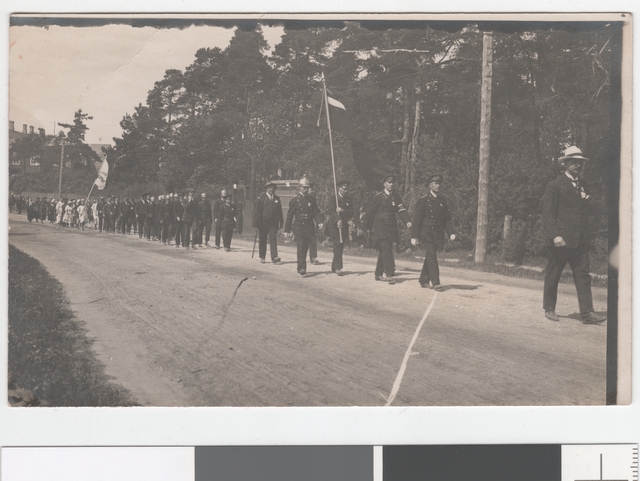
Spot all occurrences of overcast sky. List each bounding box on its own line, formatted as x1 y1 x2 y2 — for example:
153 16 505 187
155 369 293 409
9 23 283 145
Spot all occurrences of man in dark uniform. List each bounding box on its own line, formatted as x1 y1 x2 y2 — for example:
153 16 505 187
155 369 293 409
199 192 213 248
125 197 135 234
284 177 324 276
213 189 227 249
325 180 354 274
542 146 605 324
219 193 237 252
411 174 455 291
159 194 173 245
181 191 198 249
252 178 284 264
172 193 183 247
102 197 113 233
135 194 147 239
361 174 411 284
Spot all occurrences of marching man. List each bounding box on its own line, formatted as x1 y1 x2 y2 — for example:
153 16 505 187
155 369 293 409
410 174 455 291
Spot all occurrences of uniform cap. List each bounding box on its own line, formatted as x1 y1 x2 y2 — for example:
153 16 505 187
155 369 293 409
336 180 351 187
382 173 396 183
428 174 443 184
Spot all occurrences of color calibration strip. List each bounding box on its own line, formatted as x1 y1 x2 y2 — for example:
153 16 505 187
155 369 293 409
1 445 637 481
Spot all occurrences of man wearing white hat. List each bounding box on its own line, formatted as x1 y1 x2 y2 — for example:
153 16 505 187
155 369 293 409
542 146 605 324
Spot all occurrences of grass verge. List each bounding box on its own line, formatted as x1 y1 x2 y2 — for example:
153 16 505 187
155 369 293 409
8 244 138 407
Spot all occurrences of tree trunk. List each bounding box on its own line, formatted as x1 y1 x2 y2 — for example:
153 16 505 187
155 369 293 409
408 98 421 190
400 86 411 193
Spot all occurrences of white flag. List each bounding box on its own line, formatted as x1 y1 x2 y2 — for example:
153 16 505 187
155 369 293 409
94 159 109 190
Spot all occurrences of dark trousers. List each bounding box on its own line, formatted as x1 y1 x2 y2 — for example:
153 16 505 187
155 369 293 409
161 220 173 243
127 217 133 234
375 239 395 278
144 218 152 239
183 220 198 247
419 242 440 286
222 227 234 249
202 220 212 244
258 226 278 260
214 221 222 247
332 240 344 272
309 233 318 259
543 240 594 314
137 217 145 238
194 222 203 246
296 235 312 273
98 214 104 232
174 221 182 246
104 216 112 232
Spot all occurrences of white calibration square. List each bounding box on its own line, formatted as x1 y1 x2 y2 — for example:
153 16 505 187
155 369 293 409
562 445 638 481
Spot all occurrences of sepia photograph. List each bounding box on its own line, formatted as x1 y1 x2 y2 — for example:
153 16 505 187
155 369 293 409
7 13 631 408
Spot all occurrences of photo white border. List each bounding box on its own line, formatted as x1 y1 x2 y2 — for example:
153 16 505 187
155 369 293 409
1 1 638 451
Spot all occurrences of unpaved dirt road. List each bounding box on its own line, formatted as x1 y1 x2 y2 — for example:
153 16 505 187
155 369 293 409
8 213 607 406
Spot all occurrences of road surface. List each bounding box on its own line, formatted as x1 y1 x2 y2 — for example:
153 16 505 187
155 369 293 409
8 213 608 406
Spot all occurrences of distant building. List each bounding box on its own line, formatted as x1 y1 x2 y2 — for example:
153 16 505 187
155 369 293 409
9 121 110 175
9 120 43 174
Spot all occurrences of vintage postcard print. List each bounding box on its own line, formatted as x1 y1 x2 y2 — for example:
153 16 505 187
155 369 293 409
7 13 632 407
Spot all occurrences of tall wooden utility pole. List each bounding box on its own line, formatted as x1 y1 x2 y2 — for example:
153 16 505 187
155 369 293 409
475 31 493 263
58 141 65 200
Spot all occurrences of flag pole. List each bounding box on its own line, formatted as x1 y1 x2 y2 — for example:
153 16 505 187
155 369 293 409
84 182 96 206
321 72 343 243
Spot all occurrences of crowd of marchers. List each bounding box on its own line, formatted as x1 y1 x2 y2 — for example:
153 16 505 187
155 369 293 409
10 189 239 251
10 146 606 325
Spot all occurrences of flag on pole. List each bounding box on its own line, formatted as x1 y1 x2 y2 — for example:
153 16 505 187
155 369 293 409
94 159 109 190
326 96 394 190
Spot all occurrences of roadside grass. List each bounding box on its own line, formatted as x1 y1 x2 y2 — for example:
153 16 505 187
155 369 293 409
8 244 138 407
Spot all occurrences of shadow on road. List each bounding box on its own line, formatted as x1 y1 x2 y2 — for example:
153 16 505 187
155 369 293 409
441 284 482 291
564 311 608 325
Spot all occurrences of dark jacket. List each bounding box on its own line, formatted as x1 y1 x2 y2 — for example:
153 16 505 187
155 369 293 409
325 192 354 242
542 173 594 249
200 200 213 224
410 193 453 248
285 193 324 237
252 192 284 230
181 199 198 223
361 190 410 242
219 202 237 229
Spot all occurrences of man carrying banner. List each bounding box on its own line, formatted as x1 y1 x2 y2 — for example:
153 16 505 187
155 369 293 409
326 180 354 274
361 174 411 284
411 174 455 291
284 177 324 276
252 178 284 264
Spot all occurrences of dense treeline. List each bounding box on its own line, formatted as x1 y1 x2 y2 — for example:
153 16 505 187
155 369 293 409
14 21 619 258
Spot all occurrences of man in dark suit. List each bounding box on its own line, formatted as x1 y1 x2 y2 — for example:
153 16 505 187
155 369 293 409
410 174 455 291
325 180 354 274
181 191 198 249
199 192 213 248
252 179 284 264
361 174 411 284
284 177 324 275
542 146 605 324
172 193 184 248
213 189 227 249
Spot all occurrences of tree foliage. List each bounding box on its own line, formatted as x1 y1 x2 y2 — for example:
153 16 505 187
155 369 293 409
104 21 618 255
